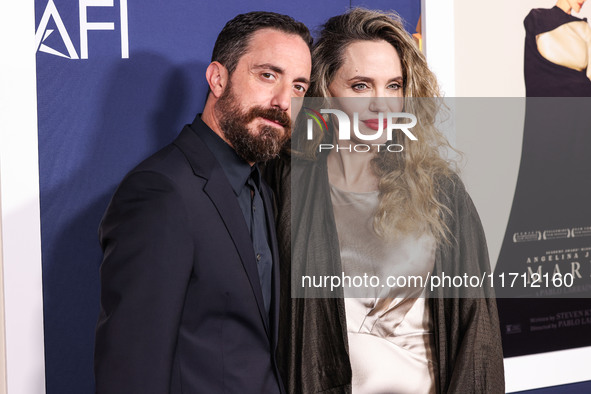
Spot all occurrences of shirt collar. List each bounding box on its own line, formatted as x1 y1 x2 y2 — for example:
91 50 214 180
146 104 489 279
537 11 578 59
190 115 252 196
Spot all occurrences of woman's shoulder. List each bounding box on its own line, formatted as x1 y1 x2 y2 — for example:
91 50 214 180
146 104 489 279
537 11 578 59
433 171 484 229
434 171 467 201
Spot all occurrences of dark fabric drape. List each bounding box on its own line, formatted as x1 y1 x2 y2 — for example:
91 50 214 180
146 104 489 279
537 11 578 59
264 152 505 393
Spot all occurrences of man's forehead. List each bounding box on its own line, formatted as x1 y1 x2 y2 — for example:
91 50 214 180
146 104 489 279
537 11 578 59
237 29 310 76
242 28 308 58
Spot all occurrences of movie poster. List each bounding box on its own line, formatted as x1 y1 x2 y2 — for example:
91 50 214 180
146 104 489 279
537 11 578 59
493 3 591 358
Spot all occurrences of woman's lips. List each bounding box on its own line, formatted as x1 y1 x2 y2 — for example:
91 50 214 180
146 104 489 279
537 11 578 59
362 119 387 131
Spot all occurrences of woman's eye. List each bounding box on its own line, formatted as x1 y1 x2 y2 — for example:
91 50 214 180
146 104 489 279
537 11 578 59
352 83 369 91
388 83 402 90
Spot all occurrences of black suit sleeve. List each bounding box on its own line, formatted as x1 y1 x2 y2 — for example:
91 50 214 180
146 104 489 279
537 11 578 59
95 170 194 394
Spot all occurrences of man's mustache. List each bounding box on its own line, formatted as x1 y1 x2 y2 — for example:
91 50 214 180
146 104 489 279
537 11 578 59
246 107 291 129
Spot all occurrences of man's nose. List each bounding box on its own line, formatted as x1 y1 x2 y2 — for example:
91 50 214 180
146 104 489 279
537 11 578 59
270 83 291 113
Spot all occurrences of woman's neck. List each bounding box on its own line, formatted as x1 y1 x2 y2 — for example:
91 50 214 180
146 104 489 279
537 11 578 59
327 144 379 192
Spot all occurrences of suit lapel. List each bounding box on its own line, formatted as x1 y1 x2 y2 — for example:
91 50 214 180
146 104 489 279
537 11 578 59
173 124 270 336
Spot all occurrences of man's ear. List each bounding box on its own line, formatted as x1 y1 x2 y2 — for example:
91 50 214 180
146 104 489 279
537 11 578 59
205 61 228 98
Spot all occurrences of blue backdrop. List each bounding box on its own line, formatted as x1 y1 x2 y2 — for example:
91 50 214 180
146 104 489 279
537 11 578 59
34 1 420 392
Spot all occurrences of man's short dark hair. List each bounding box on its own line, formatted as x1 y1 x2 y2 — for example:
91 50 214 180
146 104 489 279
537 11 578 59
211 11 313 75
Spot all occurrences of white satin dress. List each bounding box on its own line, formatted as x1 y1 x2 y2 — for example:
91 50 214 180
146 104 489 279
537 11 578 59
330 184 437 394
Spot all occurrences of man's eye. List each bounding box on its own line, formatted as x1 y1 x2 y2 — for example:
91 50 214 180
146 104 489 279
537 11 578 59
262 73 275 80
294 85 307 93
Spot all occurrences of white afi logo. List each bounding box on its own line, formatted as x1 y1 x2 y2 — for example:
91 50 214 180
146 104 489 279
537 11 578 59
35 0 129 59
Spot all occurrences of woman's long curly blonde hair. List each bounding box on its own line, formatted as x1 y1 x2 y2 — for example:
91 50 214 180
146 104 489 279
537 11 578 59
304 8 456 243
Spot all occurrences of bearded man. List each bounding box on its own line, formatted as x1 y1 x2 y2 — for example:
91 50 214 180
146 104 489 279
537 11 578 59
94 11 311 394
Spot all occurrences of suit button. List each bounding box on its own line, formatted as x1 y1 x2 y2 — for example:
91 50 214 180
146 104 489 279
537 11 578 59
256 254 261 261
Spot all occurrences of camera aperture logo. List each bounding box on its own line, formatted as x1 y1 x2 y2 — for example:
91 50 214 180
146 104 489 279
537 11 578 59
304 107 418 153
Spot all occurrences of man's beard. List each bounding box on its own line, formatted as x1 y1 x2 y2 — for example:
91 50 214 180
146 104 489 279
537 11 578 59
215 82 291 163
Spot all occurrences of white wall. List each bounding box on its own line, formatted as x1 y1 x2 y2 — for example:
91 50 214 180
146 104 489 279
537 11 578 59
0 2 46 394
0 193 6 394
422 0 456 97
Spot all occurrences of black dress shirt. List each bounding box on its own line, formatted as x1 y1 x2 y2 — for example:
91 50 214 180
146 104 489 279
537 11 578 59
194 116 273 315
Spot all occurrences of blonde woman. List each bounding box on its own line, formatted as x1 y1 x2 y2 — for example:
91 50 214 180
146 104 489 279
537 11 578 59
266 8 504 393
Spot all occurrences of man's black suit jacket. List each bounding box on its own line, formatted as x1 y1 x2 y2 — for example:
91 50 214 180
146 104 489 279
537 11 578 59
95 117 283 393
